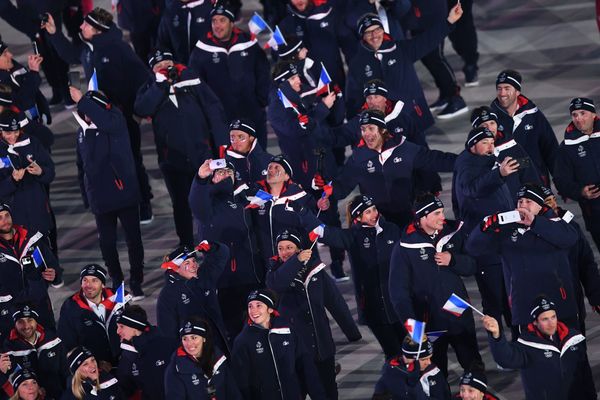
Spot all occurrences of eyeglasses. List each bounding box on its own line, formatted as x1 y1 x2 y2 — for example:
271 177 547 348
214 169 234 177
363 27 383 38
229 135 248 143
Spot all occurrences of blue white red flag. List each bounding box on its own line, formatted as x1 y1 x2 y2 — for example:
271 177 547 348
265 26 286 50
31 247 45 269
245 190 273 209
88 69 98 91
443 293 472 316
248 12 270 36
404 318 425 343
316 63 332 96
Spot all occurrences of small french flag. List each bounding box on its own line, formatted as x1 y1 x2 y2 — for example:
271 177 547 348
88 68 99 91
316 63 332 96
277 89 297 111
443 293 477 316
245 189 273 209
248 12 270 36
265 25 287 50
115 281 125 304
308 224 325 242
31 247 46 269
404 318 425 343
321 181 333 198
161 251 192 270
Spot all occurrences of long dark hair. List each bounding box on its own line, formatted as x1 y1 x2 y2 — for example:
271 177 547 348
183 316 216 378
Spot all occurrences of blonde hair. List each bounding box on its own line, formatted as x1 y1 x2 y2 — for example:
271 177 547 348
9 388 42 400
67 348 100 399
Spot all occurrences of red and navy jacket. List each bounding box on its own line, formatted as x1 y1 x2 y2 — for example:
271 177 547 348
490 94 558 186
219 140 273 185
164 347 241 399
57 288 123 366
188 178 264 287
554 117 600 231
390 220 476 333
0 61 50 127
1 324 67 399
189 28 271 128
231 314 326 400
374 357 451 400
157 0 212 65
155 243 230 355
320 217 401 325
135 64 229 172
466 207 579 326
266 253 361 361
488 322 587 400
0 225 58 330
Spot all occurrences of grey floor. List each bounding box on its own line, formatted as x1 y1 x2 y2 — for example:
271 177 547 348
1 0 599 398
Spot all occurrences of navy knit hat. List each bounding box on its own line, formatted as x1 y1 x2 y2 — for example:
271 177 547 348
465 126 494 149
179 319 209 338
12 304 39 323
273 62 299 83
84 91 110 109
402 336 433 359
210 3 235 21
84 10 112 32
10 368 37 392
0 110 21 132
247 289 277 309
349 195 374 220
229 118 257 137
117 306 148 331
496 69 522 91
269 154 293 178
67 346 94 375
569 97 596 114
470 106 498 128
359 109 386 129
0 203 10 215
148 49 174 68
459 371 488 393
277 36 303 59
276 228 303 249
363 80 388 98
80 263 107 284
0 88 12 106
530 296 556 321
357 13 383 37
516 183 546 207
414 194 444 220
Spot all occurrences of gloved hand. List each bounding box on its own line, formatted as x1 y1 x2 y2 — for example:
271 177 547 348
297 114 309 125
311 173 325 190
481 214 501 233
195 240 212 253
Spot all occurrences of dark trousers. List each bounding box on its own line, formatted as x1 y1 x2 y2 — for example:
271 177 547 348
130 25 158 63
368 322 406 359
589 227 600 254
432 326 482 377
314 356 338 400
159 164 195 247
475 262 512 328
218 283 262 341
421 44 460 100
94 204 144 286
124 113 152 203
448 0 479 66
315 196 346 277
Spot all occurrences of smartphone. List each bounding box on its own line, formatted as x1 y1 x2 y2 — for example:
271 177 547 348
68 71 81 90
498 210 521 225
209 159 227 170
514 157 531 170
32 41 40 55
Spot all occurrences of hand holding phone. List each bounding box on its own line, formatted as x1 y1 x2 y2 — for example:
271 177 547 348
209 159 227 170
498 210 521 225
68 70 81 90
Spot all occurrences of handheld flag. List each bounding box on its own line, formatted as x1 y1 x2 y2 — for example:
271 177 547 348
404 318 425 344
0 156 12 169
265 26 287 50
245 189 273 209
442 293 483 316
161 251 194 270
308 224 325 243
425 330 447 343
31 247 46 269
115 282 125 304
316 63 332 96
321 181 333 199
248 12 271 36
88 69 99 91
277 89 299 113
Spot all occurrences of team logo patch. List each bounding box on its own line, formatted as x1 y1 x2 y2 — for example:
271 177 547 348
256 341 264 354
367 160 375 173
393 157 401 163
363 237 371 248
191 374 200 385
419 247 428 260
365 65 373 78
577 145 586 158
543 350 553 358
388 59 397 66
212 53 220 64
524 124 533 130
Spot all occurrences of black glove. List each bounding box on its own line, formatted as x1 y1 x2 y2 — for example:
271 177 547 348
481 214 501 233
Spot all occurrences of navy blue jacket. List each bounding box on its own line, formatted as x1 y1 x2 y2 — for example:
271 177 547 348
57 288 124 366
374 358 451 400
231 315 326 400
156 243 230 353
164 347 241 399
320 218 400 325
0 225 58 330
60 371 123 400
267 82 341 191
188 178 264 287
75 96 140 215
489 322 587 400
219 142 272 185
135 65 228 172
117 327 178 400
279 2 349 87
0 0 38 38
466 208 579 325
389 220 476 332
2 324 67 399
553 118 600 232
493 135 542 198
0 63 51 131
48 25 150 112
116 0 161 33
0 134 54 234
490 95 558 186
453 150 514 233
188 28 270 127
333 137 456 225
266 254 361 361
247 179 321 259
158 0 216 64
345 7 450 128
